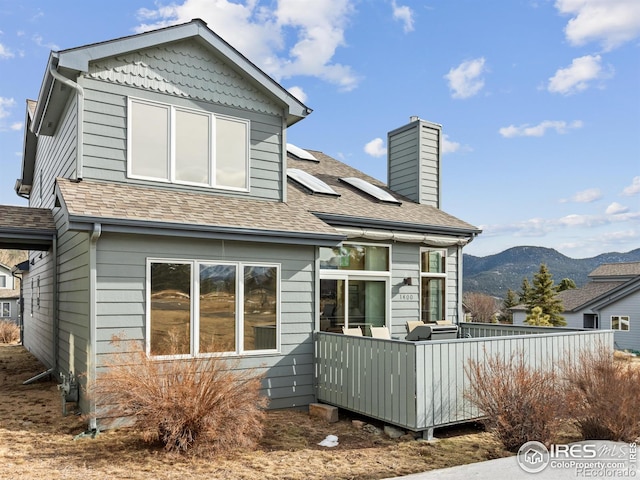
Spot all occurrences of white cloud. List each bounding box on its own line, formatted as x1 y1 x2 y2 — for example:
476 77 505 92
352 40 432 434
441 134 460 154
135 0 360 91
606 202 629 215
0 43 14 59
444 57 487 99
499 120 583 138
560 188 603 203
622 176 640 196
32 34 59 51
287 85 307 103
555 0 640 51
0 97 15 119
10 122 23 131
547 54 611 95
364 137 387 158
391 1 414 33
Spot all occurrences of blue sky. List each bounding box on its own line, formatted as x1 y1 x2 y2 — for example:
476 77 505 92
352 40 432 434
0 0 638 258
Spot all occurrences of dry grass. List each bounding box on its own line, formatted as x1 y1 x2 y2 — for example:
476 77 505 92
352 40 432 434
563 347 640 442
0 343 512 480
0 321 19 344
465 351 567 451
91 339 267 453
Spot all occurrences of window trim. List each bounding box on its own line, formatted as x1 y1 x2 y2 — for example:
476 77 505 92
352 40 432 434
318 242 392 331
127 97 250 192
611 315 630 332
420 248 448 323
1 302 10 318
146 258 280 359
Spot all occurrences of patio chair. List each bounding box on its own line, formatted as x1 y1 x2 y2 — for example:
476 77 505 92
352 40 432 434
406 320 423 333
370 326 391 339
342 326 363 336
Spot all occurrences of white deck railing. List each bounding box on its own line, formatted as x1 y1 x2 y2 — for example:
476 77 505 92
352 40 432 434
315 329 613 435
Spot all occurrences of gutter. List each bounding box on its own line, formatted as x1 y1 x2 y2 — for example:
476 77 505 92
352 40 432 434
46 59 85 180
88 223 101 430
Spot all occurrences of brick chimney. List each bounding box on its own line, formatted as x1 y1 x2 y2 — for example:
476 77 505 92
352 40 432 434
387 116 442 208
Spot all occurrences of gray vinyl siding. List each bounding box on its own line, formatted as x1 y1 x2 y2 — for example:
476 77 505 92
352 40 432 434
390 243 460 337
56 226 90 393
388 120 441 208
600 294 640 351
78 78 284 201
30 95 78 209
22 248 55 369
92 233 317 411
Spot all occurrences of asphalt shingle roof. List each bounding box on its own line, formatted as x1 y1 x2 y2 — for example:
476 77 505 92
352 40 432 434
557 281 626 311
287 150 480 234
0 205 56 232
588 262 640 278
56 178 339 237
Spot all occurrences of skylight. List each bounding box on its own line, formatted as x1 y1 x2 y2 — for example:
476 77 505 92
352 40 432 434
340 177 401 204
287 169 340 196
286 143 318 161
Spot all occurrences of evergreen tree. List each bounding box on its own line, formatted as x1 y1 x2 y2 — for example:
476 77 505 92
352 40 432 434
519 278 533 305
529 264 566 326
499 288 518 324
556 278 576 292
525 306 552 326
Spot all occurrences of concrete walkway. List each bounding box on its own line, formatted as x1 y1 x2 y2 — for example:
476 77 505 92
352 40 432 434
385 441 638 480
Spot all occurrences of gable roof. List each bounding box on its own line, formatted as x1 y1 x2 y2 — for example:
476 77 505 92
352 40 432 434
287 150 481 239
33 19 309 136
557 281 626 312
55 178 343 247
589 262 640 279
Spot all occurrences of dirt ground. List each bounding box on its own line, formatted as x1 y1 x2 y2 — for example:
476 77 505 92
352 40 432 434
0 343 512 480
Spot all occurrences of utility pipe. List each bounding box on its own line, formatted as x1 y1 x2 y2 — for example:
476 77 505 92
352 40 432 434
88 223 101 430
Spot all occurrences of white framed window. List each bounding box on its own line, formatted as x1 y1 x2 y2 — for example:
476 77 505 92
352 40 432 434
420 249 447 322
1 302 10 318
0 275 6 288
611 315 630 332
318 243 391 335
128 98 250 191
147 259 279 358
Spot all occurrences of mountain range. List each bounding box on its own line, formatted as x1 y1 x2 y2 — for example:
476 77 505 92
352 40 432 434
463 246 640 298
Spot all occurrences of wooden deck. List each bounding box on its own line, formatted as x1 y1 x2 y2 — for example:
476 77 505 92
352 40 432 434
314 324 613 436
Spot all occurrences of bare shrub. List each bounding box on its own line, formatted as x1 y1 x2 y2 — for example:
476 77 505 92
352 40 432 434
563 346 640 442
90 338 267 454
0 321 19 344
465 351 566 452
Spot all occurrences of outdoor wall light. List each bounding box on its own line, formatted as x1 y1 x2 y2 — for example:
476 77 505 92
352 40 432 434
403 277 412 286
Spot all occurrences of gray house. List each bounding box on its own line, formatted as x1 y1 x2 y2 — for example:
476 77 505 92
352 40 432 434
0 263 20 325
2 19 481 427
513 262 640 351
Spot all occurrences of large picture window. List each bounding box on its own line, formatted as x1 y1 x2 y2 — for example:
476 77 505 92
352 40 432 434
420 249 446 323
148 260 279 357
129 98 249 191
319 244 390 335
611 315 630 332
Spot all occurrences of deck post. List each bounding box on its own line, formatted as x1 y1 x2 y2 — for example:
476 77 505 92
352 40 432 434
422 428 434 441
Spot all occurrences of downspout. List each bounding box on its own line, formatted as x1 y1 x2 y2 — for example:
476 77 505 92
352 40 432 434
53 235 59 373
11 269 24 345
48 61 84 180
457 243 464 325
88 223 101 430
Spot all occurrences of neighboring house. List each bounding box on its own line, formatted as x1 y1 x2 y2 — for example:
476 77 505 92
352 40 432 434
0 263 20 324
0 19 480 427
513 262 640 351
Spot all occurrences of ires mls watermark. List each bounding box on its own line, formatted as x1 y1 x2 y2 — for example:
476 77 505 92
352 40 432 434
517 440 638 476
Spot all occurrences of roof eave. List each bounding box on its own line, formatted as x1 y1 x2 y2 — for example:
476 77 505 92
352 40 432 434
312 212 482 238
66 214 345 247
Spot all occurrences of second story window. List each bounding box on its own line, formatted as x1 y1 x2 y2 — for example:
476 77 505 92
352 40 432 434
128 98 249 191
